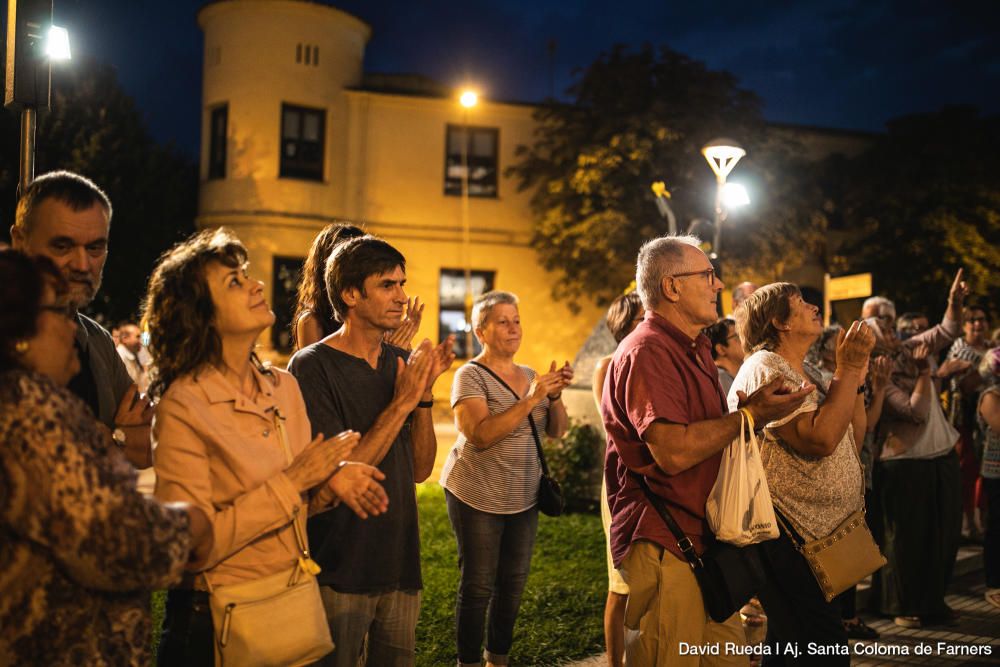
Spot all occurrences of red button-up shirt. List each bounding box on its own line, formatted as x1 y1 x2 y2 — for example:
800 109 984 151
601 311 728 567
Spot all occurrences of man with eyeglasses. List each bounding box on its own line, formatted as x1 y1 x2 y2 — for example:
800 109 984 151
600 234 813 666
10 171 152 470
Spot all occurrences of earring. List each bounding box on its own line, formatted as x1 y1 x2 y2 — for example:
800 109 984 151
14 340 29 354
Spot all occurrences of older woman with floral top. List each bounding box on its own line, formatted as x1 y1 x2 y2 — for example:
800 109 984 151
0 249 212 666
731 283 875 665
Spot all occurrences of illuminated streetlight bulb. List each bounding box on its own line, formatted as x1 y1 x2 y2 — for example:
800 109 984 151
702 138 745 180
459 90 478 108
722 182 750 208
46 26 71 61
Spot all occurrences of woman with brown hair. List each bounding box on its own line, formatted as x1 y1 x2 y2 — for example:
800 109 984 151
146 228 389 665
0 249 212 665
292 223 365 349
293 223 424 351
731 283 874 664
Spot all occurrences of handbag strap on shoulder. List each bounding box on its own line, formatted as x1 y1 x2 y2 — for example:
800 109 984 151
468 360 551 476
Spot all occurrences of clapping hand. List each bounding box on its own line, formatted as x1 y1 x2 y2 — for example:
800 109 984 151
869 355 893 393
327 463 389 519
385 297 425 350
835 320 876 376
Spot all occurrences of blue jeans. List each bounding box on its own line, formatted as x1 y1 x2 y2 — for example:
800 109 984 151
445 489 538 666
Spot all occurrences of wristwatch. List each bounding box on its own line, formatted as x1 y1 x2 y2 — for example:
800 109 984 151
112 428 127 449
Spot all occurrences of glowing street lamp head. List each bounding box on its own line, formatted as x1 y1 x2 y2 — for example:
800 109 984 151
722 182 750 208
702 138 745 179
459 90 478 108
46 26 71 61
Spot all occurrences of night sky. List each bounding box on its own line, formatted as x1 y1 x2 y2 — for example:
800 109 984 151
52 0 1000 158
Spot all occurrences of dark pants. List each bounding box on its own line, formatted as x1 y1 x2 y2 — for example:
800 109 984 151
445 489 538 666
878 451 961 617
157 589 214 667
985 478 1000 588
758 515 849 666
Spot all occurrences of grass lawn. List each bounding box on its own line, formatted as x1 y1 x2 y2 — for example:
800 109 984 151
153 482 606 666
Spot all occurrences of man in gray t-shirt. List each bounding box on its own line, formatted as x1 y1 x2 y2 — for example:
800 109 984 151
288 235 453 667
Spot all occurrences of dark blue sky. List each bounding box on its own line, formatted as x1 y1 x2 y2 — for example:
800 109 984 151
53 0 1000 158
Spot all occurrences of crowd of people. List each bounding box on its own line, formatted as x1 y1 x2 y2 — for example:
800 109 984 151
1 170 997 667
596 235 999 666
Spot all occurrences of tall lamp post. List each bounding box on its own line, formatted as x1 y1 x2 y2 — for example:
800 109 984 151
701 138 746 258
5 0 71 195
458 89 478 358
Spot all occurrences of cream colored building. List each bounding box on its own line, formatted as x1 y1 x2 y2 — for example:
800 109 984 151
196 0 874 402
197 0 604 392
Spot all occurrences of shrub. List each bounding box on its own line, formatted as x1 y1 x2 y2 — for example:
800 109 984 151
543 421 603 513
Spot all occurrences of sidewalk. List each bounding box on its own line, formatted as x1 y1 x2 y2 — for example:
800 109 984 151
564 545 1000 666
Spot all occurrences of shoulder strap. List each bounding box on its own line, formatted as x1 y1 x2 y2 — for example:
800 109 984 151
631 471 703 569
468 361 551 476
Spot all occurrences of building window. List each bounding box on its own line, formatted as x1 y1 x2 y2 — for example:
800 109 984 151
296 44 319 67
208 104 227 180
439 268 495 358
280 104 325 181
272 256 305 353
444 125 498 197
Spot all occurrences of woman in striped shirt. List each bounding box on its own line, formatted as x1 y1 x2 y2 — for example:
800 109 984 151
440 290 572 667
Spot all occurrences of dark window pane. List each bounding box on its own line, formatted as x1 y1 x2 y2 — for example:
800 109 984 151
280 104 325 181
208 105 227 180
272 256 305 353
444 125 498 198
439 268 495 358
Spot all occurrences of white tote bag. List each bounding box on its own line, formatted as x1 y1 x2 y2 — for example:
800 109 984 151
706 410 780 546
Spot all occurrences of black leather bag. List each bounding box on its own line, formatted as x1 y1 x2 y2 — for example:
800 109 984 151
635 475 766 622
469 361 565 517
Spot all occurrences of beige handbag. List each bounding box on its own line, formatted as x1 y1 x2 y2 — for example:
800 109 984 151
206 408 334 667
774 441 886 602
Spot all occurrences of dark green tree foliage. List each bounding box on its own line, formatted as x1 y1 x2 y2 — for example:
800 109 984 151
0 60 197 324
839 107 1000 317
507 44 826 309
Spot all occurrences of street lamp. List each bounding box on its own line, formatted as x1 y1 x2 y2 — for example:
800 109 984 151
5 0 72 196
458 88 478 358
701 138 746 257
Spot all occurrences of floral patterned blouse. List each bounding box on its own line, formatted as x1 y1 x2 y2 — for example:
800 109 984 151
0 369 192 666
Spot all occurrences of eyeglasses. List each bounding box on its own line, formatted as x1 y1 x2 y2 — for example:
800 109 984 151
968 317 988 324
39 303 76 320
670 268 716 285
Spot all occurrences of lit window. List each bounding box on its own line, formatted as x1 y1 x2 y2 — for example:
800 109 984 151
444 125 498 197
439 268 495 358
280 104 325 181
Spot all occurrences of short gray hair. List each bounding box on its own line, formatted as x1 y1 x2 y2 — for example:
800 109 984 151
862 296 895 319
472 290 519 330
635 235 703 310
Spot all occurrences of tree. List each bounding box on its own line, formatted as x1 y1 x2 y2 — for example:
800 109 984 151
507 44 828 310
0 59 198 324
836 107 1000 318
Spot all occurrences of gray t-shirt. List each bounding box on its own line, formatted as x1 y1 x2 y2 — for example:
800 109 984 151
728 350 863 540
287 341 421 594
439 362 548 514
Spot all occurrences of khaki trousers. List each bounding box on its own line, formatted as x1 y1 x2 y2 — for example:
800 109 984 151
619 541 748 667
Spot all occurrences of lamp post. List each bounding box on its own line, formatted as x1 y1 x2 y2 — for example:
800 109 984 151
459 89 478 358
5 0 71 195
701 138 746 257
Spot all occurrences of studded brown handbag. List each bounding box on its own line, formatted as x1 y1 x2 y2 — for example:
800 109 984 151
777 509 886 603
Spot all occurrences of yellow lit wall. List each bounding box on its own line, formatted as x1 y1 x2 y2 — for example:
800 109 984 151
197 0 604 394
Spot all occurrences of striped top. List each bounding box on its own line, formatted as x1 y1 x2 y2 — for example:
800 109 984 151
980 387 1000 479
439 362 549 514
